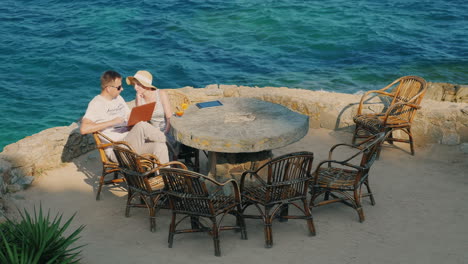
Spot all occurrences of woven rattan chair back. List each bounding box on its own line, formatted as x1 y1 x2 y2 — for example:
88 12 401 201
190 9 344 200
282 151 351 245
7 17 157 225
113 145 157 192
263 152 315 202
113 145 187 232
161 168 212 215
240 152 315 248
92 131 129 200
159 167 247 256
386 76 427 124
356 132 385 176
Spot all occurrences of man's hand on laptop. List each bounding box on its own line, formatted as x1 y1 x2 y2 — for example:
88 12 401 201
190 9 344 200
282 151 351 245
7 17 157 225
112 117 127 127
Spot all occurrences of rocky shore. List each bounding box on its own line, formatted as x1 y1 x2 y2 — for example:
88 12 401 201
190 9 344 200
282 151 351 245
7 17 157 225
0 83 467 220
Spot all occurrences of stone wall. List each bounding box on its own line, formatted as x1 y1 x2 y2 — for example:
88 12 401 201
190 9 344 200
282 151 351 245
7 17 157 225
425 82 468 103
176 84 468 144
0 84 467 203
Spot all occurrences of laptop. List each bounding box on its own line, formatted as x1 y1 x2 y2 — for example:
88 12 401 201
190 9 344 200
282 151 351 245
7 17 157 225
126 102 156 127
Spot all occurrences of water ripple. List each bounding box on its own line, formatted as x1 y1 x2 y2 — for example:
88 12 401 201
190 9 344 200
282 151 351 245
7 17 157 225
0 0 467 150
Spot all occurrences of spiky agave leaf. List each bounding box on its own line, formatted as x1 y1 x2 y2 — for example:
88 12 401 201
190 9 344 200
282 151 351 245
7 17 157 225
0 205 86 264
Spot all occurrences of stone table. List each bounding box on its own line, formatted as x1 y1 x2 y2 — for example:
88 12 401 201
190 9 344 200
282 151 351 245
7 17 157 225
171 97 309 179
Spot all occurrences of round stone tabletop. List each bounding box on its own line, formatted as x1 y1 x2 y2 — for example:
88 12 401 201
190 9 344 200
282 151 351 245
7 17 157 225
171 97 309 153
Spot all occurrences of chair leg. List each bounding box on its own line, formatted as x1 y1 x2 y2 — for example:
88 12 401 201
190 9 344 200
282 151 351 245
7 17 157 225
407 128 415 155
190 216 200 229
149 206 156 232
278 204 289 222
211 217 221 257
236 205 248 240
264 207 273 248
168 212 176 248
302 198 316 236
194 150 200 173
149 194 163 232
125 190 133 217
364 179 375 205
376 136 386 159
354 190 365 223
96 172 105 201
352 126 359 145
387 131 394 144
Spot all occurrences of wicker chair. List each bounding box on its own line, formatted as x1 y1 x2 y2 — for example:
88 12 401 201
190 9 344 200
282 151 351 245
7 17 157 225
310 132 386 222
240 152 315 248
166 90 200 172
113 145 187 232
159 168 247 257
93 131 130 201
352 76 427 156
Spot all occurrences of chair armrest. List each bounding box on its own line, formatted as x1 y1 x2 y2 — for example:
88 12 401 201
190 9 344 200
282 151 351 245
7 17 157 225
329 144 364 163
380 101 422 124
95 131 132 150
314 159 363 175
357 90 395 115
201 177 242 202
240 170 267 191
160 161 188 170
140 153 161 165
144 161 188 176
113 141 133 150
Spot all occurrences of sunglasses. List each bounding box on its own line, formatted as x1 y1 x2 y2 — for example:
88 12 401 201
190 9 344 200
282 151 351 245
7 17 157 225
109 85 122 91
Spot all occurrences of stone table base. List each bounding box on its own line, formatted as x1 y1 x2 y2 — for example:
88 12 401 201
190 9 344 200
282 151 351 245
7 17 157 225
213 151 273 182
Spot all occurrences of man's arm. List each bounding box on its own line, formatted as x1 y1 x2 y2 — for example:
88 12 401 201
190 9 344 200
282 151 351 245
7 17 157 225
80 117 125 135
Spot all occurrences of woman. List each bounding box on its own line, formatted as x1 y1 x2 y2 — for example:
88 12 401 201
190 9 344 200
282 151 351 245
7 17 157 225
126 70 177 156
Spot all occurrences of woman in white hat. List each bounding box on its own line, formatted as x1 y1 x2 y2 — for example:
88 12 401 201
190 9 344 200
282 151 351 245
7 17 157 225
127 70 173 138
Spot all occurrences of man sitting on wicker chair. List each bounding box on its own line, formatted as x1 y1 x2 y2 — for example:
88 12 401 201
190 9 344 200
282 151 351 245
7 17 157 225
80 70 169 163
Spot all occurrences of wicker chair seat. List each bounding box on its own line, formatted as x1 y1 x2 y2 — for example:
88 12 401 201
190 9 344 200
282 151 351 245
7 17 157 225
243 186 302 205
354 115 411 133
169 194 236 216
315 167 358 190
353 115 384 134
148 176 165 190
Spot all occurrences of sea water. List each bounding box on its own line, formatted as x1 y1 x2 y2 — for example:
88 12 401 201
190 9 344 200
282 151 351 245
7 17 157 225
0 0 467 150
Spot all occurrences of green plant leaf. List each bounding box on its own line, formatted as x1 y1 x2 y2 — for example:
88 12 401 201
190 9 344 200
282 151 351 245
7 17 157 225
0 204 86 264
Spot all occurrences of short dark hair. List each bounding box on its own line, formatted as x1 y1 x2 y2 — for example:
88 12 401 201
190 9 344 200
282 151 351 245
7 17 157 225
100 70 122 90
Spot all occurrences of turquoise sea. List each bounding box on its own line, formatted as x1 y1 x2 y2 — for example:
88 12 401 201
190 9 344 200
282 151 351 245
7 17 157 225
1 0 467 151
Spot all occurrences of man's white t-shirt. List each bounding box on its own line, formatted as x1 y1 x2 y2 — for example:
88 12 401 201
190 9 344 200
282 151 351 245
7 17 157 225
83 94 130 142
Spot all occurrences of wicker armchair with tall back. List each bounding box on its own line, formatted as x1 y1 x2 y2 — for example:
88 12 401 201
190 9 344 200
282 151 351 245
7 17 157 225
93 131 130 201
352 76 427 156
113 145 187 232
159 167 247 257
239 152 316 248
310 132 386 222
166 90 200 172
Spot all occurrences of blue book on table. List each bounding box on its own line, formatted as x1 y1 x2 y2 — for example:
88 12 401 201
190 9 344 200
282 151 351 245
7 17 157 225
196 100 223 109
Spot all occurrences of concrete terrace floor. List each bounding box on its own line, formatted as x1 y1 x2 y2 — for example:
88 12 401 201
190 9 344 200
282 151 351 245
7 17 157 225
7 128 468 264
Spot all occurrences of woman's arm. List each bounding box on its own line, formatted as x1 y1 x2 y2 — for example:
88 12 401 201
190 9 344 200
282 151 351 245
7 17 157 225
135 91 144 106
160 90 172 134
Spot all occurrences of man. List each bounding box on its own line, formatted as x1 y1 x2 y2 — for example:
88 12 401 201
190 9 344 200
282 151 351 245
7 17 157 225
80 70 168 163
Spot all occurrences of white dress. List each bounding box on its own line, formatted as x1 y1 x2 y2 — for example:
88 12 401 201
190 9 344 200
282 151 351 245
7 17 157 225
140 90 179 155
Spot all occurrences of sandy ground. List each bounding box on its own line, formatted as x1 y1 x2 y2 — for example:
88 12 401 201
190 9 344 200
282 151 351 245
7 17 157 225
6 128 468 264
